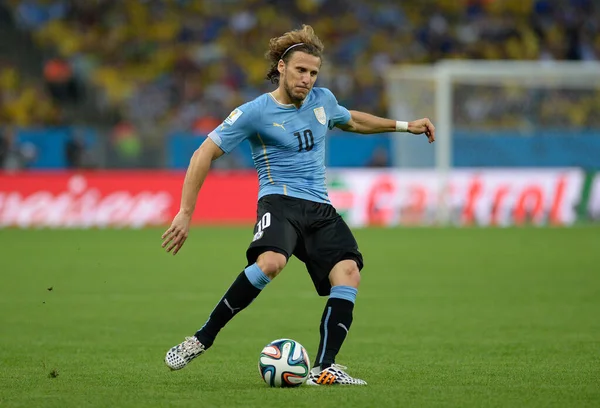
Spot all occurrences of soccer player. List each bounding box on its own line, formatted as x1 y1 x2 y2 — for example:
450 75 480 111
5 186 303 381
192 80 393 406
162 25 435 385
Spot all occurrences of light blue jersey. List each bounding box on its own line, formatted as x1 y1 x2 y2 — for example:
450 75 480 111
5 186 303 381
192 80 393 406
208 87 351 204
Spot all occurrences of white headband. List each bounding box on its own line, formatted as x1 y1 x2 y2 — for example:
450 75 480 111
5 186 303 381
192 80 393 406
281 43 305 59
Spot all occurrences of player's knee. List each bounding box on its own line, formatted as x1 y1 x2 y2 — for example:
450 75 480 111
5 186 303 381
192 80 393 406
345 264 361 288
329 260 361 288
256 251 287 280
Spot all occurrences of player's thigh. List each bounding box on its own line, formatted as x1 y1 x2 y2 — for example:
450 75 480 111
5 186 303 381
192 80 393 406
246 195 299 267
304 213 364 296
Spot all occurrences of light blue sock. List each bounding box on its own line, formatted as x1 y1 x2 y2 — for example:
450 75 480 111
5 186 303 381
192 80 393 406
244 263 271 290
329 285 358 303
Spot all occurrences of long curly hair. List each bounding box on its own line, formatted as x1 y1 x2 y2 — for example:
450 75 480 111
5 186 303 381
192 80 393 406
265 25 325 85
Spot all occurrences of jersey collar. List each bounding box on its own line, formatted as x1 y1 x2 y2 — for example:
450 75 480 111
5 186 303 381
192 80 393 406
268 90 312 110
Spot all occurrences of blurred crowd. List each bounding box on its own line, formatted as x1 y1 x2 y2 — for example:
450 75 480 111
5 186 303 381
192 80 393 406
1 0 600 134
454 85 600 129
0 60 62 126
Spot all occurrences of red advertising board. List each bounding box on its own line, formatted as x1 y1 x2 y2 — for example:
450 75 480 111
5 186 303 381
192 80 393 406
327 168 584 227
0 171 258 227
0 168 585 228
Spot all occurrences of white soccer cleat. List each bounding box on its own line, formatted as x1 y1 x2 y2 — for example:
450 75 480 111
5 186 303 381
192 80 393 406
305 364 367 385
165 336 206 370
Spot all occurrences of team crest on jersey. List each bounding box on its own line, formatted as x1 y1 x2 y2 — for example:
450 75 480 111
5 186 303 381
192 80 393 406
313 107 326 125
224 108 243 126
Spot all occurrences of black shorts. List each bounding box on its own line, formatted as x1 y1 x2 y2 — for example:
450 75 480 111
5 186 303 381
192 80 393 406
246 194 364 296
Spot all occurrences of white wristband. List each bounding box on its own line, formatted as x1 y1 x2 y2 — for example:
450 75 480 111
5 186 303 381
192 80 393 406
396 121 408 132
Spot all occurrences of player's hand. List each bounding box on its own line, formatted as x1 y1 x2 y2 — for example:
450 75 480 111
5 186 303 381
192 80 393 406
161 211 192 255
408 118 436 143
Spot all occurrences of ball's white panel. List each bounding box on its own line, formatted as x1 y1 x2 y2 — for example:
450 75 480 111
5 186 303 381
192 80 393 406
291 342 302 360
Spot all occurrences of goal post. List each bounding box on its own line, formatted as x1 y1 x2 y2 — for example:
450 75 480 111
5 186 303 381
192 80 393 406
385 60 600 225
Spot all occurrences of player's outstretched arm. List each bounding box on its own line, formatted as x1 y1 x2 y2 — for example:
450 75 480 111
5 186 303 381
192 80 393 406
337 110 435 143
161 138 224 255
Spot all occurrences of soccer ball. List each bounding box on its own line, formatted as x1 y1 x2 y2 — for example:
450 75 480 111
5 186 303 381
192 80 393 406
258 338 311 387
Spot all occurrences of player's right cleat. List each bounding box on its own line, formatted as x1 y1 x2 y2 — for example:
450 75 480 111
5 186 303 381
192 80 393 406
165 336 206 370
305 364 367 385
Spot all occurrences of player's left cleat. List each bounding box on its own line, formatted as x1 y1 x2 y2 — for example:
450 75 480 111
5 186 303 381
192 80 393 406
165 336 206 370
305 364 367 385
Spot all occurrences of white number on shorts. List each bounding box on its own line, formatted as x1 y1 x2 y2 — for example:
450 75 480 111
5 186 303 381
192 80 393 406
256 212 271 232
253 212 271 242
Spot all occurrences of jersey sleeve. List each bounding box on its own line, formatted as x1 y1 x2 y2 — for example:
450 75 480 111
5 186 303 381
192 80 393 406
208 102 258 153
322 88 351 130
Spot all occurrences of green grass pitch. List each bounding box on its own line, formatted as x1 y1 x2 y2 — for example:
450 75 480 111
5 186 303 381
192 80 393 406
1 227 599 407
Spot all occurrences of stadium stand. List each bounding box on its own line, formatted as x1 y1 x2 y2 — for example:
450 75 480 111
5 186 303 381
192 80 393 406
4 0 599 131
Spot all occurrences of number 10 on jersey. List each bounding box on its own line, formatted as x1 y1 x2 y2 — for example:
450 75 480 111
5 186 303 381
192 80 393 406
294 129 314 152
